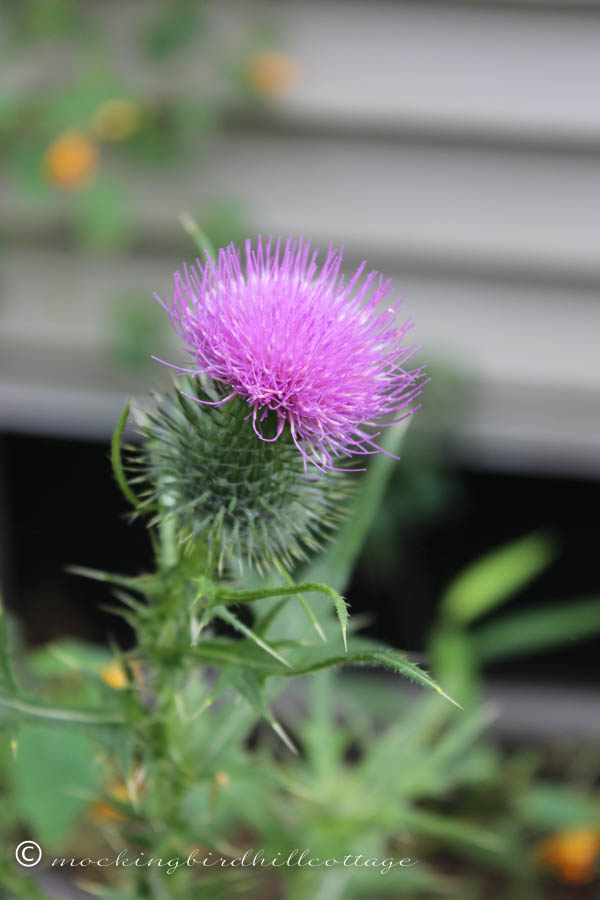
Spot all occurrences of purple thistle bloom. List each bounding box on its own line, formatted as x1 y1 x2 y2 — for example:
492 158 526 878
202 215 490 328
156 237 426 471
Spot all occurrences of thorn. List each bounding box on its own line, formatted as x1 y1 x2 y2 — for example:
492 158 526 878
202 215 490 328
191 696 214 720
435 684 464 710
269 717 298 754
315 620 327 643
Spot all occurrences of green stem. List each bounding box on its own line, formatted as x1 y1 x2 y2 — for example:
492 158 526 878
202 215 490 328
159 512 178 569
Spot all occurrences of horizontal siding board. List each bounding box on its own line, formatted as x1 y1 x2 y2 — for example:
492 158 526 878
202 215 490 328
280 1 600 142
3 134 600 279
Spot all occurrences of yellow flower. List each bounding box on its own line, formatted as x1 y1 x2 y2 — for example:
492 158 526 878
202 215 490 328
90 769 145 823
99 658 141 690
92 98 141 142
99 660 128 690
90 784 130 823
536 828 600 884
43 131 98 188
246 51 298 96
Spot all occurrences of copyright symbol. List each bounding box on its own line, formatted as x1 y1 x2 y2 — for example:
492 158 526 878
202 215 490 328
15 840 42 867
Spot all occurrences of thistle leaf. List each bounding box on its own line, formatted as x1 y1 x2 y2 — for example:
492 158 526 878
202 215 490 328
67 565 161 598
216 581 348 648
191 639 285 674
229 668 298 753
188 638 459 705
213 606 292 668
290 648 462 708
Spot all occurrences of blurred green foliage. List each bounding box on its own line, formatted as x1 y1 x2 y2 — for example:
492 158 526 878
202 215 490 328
2 437 600 897
0 0 286 374
0 0 283 239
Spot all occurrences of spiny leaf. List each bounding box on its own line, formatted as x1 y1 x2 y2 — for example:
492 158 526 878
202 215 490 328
216 581 348 649
290 648 462 708
230 669 298 753
67 565 161 597
263 711 298 754
190 639 285 674
213 606 292 668
111 400 141 509
188 639 459 705
293 593 326 642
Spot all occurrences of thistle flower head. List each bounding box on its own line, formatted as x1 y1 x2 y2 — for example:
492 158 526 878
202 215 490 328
134 377 348 573
157 237 425 471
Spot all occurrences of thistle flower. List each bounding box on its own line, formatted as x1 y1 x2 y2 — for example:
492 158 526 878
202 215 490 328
157 237 425 472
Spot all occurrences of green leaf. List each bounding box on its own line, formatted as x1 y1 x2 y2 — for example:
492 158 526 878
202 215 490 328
272 562 326 641
517 784 600 830
12 725 103 849
28 638 112 678
110 400 141 509
188 639 459 705
213 606 292 668
401 808 506 855
231 669 297 754
441 532 555 626
216 581 348 649
67 565 160 599
0 693 125 726
290 648 462 708
429 625 479 708
191 638 285 674
303 420 410 593
474 598 600 664
253 596 292 638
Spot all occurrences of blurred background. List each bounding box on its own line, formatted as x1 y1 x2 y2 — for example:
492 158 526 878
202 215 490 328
1 0 600 832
